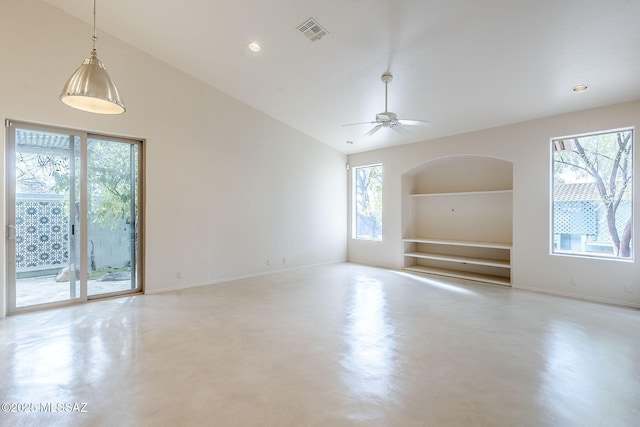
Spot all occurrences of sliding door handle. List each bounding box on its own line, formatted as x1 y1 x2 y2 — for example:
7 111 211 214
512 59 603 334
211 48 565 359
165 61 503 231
7 225 15 240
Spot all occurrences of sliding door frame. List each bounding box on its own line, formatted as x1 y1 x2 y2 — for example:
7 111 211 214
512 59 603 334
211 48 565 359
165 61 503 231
5 119 145 315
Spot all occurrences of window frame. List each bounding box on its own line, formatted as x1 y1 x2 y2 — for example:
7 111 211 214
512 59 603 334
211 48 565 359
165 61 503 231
5 119 145 314
352 163 383 241
550 127 634 261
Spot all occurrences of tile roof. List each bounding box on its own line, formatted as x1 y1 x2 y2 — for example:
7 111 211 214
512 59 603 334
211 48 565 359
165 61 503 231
554 182 600 201
554 182 632 202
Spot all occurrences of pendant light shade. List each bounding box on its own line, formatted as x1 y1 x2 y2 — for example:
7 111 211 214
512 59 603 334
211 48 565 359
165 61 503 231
60 0 125 114
60 49 125 114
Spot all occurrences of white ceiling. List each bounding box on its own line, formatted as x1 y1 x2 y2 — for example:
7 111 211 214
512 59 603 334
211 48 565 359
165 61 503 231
44 0 640 154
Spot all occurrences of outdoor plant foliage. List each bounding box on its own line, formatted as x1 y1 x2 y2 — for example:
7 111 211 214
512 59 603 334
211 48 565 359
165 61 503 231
19 139 138 230
87 140 138 229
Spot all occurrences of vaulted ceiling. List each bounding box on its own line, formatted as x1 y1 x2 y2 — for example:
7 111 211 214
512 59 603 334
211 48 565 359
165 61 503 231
43 0 640 154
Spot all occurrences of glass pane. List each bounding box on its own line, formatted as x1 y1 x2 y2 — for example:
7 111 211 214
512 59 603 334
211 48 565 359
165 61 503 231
14 129 80 307
87 138 139 296
354 164 383 240
552 129 633 259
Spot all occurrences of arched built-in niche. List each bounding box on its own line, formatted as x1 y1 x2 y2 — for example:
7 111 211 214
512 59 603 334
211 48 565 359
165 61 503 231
401 155 513 286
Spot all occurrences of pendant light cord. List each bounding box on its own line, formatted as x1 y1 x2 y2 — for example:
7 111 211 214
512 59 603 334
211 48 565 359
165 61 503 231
91 0 97 51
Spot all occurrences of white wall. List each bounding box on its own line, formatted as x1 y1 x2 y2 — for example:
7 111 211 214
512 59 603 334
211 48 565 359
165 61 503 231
0 0 347 316
348 100 640 307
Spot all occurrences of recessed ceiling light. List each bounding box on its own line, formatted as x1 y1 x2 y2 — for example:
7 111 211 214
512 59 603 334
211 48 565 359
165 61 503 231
572 84 589 93
248 42 261 53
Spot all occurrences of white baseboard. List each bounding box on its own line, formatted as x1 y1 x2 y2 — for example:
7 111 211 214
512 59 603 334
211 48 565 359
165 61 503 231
144 259 346 295
513 285 640 309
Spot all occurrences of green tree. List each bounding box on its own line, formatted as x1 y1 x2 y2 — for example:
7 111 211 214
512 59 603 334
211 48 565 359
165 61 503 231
42 140 137 230
87 140 138 229
554 130 633 257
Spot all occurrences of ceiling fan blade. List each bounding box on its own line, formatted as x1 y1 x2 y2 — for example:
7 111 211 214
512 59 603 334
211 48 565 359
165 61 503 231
363 125 383 137
342 121 377 127
398 119 431 127
391 124 413 137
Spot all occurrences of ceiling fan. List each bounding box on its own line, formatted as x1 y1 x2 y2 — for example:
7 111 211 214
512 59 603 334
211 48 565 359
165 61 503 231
343 72 430 137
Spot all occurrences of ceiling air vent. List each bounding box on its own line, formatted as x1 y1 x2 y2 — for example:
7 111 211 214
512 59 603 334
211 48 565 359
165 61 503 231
297 18 328 42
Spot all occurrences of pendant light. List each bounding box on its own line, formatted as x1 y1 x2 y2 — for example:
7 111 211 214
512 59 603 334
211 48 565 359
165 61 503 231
60 0 125 114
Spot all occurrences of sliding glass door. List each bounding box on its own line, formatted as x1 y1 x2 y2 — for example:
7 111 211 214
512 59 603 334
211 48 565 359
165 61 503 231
5 121 143 313
7 125 81 308
87 136 139 297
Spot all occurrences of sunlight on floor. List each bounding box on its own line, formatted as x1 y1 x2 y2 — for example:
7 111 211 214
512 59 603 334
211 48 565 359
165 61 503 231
392 270 479 296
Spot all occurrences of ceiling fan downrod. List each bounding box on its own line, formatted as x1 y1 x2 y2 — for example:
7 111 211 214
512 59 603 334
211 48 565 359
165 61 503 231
381 72 393 113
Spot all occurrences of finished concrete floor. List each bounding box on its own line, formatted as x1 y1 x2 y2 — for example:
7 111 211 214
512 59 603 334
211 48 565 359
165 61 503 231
1 263 639 426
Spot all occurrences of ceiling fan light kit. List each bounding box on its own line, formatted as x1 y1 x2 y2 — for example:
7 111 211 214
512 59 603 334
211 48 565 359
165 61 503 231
343 72 430 137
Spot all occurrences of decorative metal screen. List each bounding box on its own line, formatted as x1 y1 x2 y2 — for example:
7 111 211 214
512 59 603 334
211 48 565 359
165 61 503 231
15 198 68 269
553 201 597 235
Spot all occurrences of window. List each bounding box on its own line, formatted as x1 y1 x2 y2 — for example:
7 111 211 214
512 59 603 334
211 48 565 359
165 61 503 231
354 164 383 240
552 128 633 259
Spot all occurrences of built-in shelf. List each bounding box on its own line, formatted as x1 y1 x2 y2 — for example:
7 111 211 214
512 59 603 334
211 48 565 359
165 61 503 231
403 238 511 250
410 189 512 198
402 157 513 287
402 238 512 286
403 251 511 268
402 265 511 287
